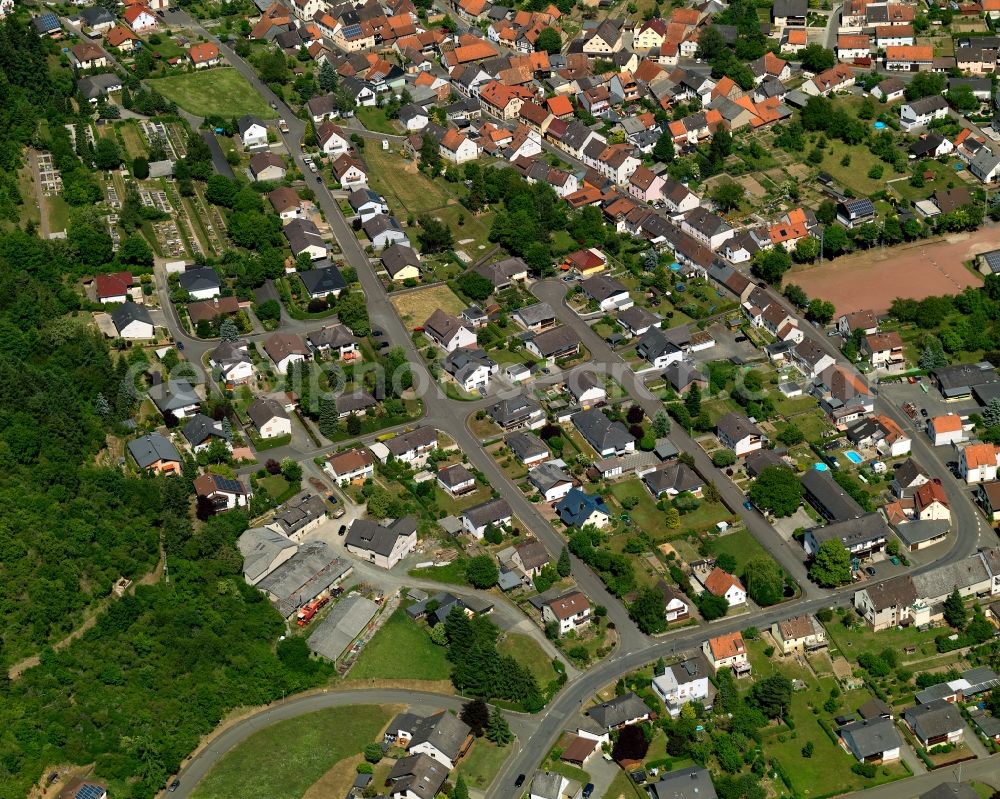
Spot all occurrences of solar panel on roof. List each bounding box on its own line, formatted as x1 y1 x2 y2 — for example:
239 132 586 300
214 475 244 493
76 785 106 799
342 24 362 37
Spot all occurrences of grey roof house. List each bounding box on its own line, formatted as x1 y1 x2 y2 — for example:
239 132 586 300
588 692 651 730
572 408 636 457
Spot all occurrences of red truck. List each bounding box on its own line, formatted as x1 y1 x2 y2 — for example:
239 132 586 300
296 596 330 626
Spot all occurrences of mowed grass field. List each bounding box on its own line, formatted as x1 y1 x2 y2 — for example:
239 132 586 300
149 68 273 118
390 284 466 325
365 147 494 250
349 608 451 681
497 633 558 686
190 705 394 799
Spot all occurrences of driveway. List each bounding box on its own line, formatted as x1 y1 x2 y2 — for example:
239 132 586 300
201 130 234 178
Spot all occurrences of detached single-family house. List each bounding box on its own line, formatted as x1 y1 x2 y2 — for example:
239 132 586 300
325 448 375 486
904 700 966 747
528 461 575 502
249 151 286 182
652 656 711 716
580 275 633 312
331 154 367 190
461 497 512 538
110 302 154 339
363 215 409 250
900 95 949 132
506 431 549 467
210 340 255 385
298 267 347 300
703 567 747 607
587 692 651 731
567 370 607 410
542 590 591 635
928 414 965 446
437 463 477 496
424 308 477 352
317 121 351 156
263 332 308 374
702 631 751 676
382 244 422 282
237 115 268 149
716 412 765 457
148 379 200 420
181 413 229 453
391 710 473 769
525 326 580 362
95 271 133 304
123 4 157 32
959 442 1000 484
194 473 252 511
247 396 292 439
178 267 221 300
771 614 827 655
284 218 327 260
444 347 497 392
556 488 610 529
636 327 683 369
128 433 181 474
487 394 545 431
838 718 902 763
572 408 636 457
188 41 220 67
70 41 109 69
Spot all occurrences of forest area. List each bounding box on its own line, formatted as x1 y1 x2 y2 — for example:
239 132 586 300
0 18 330 799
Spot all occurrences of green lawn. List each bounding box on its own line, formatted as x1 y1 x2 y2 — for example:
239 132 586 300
190 705 392 799
609 478 664 532
749 642 909 796
46 195 70 234
497 632 557 686
149 68 273 118
678 500 737 535
706 529 775 574
602 768 644 799
972 782 997 799
457 739 512 790
349 608 452 681
365 146 453 215
257 474 292 502
145 35 186 60
409 559 469 586
355 106 399 135
893 158 962 203
820 140 895 198
823 616 944 663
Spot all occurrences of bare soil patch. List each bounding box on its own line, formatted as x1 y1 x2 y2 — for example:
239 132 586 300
792 232 988 314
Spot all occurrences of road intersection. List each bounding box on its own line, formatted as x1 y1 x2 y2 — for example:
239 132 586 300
149 21 999 798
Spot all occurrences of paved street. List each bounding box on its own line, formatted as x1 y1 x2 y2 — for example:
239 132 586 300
532 278 816 593
141 23 1000 799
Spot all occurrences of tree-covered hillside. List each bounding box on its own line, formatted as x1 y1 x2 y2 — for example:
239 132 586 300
0 20 332 798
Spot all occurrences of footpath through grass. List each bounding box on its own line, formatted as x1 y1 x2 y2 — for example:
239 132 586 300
190 705 392 799
349 607 452 681
149 68 274 118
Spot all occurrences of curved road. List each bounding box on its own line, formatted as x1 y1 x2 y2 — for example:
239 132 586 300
171 689 537 799
147 17 998 799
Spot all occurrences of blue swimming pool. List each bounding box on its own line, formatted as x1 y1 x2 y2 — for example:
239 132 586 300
814 463 829 471
845 450 864 465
